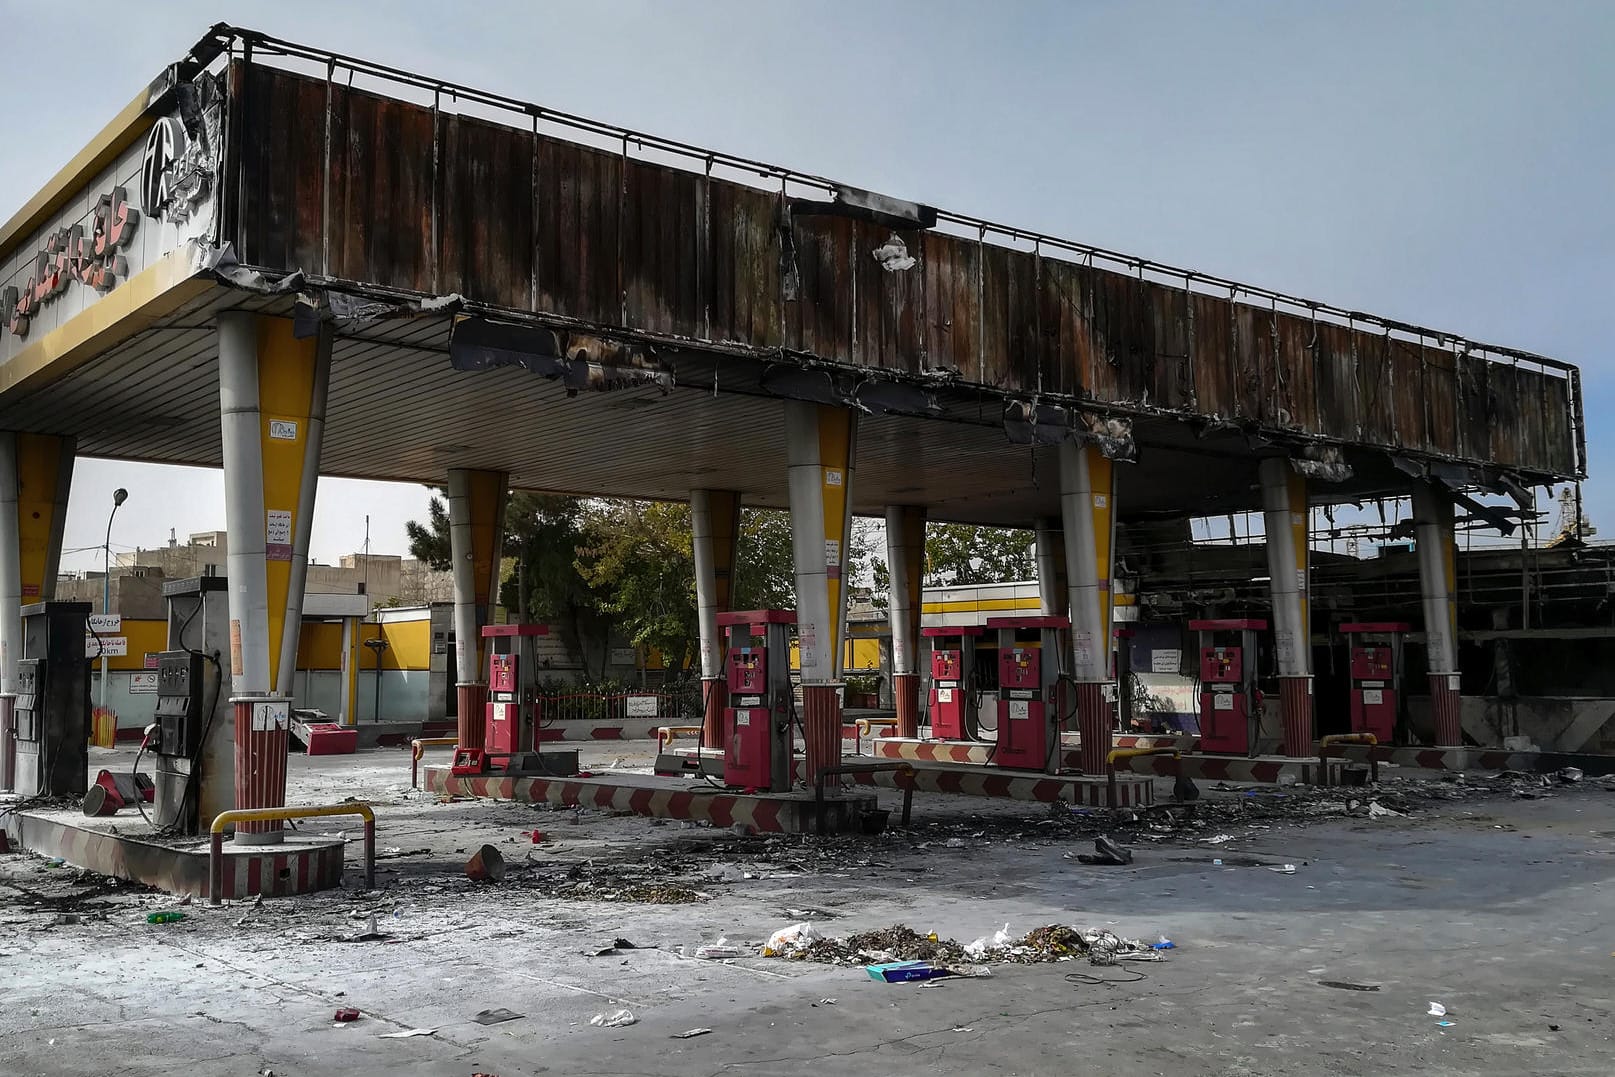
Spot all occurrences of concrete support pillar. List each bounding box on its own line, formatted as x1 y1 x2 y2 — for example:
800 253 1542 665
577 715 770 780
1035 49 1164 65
1059 442 1116 775
1413 482 1462 746
218 312 330 841
448 468 510 751
785 402 856 783
1260 457 1313 756
692 489 742 746
885 505 926 738
0 433 73 792
1035 517 1068 618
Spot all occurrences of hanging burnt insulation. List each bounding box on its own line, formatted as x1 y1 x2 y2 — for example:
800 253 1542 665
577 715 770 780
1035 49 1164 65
1079 411 1137 462
448 316 669 394
1003 400 1070 446
855 379 940 417
1290 444 1353 483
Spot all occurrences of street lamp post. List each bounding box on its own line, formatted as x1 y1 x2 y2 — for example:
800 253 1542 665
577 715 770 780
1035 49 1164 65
99 488 129 713
364 637 389 721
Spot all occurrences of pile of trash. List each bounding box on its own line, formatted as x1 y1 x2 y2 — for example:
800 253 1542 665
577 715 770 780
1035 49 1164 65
761 921 1168 968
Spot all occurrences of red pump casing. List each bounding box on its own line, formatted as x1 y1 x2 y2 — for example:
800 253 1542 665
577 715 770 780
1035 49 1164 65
1348 645 1397 742
929 649 966 739
1197 645 1250 754
724 646 773 788
995 645 1047 769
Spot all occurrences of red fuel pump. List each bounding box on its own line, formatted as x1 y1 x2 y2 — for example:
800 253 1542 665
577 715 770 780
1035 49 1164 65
1190 619 1266 756
921 625 982 740
718 610 794 793
453 624 577 777
1340 622 1408 744
985 615 1068 772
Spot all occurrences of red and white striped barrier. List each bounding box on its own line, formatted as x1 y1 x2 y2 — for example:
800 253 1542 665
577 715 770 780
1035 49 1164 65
423 766 874 833
9 811 343 900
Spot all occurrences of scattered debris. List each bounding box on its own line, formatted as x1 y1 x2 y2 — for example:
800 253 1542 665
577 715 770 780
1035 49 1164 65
812 999 837 1007
465 845 506 883
1367 801 1405 819
868 960 950 983
1076 835 1134 866
1428 1002 1448 1017
964 924 1016 959
378 1028 437 1039
671 1028 712 1039
472 1008 524 1026
692 940 744 960
333 1008 361 1022
1268 864 1298 874
1152 936 1176 950
1558 767 1584 784
590 1009 637 1028
1202 834 1234 845
342 914 389 943
1319 981 1380 992
762 922 823 957
783 923 1166 968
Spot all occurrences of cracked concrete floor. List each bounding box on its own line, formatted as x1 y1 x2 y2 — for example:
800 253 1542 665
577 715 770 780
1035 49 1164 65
3 742 1615 1075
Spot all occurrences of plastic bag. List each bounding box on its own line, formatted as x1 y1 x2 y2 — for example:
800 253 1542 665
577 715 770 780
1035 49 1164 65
761 922 822 957
590 1009 637 1028
963 923 1014 959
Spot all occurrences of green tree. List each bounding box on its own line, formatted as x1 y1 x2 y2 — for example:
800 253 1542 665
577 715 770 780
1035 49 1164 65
732 508 796 610
924 523 1035 585
577 500 700 679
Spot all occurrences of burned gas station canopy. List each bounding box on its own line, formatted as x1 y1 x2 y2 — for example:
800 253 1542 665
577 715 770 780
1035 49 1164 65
0 24 1584 525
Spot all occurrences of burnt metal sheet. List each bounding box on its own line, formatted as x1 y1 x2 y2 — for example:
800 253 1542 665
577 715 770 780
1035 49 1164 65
229 61 1581 481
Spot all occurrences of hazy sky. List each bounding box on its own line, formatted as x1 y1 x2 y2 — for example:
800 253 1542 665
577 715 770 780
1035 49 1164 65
3 1 1609 573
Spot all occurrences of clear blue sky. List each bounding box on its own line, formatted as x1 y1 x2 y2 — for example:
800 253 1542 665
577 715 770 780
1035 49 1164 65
3 1 1608 570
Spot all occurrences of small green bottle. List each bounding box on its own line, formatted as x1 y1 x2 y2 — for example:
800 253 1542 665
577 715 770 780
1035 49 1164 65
147 912 188 924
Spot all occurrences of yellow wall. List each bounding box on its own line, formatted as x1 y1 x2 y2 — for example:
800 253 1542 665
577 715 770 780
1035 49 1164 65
112 617 436 673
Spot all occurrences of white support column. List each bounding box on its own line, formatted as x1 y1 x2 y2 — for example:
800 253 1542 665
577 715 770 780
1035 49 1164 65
1260 456 1313 755
1035 517 1067 618
1412 482 1463 746
885 505 925 738
447 467 509 750
1060 441 1117 775
448 470 481 690
0 435 19 697
218 312 273 698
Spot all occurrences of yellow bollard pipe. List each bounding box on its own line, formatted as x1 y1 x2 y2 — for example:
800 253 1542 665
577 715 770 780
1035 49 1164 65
410 737 459 789
1319 733 1379 786
1105 747 1181 807
210 803 376 905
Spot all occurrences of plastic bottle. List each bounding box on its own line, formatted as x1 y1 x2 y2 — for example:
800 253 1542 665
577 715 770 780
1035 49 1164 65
147 911 188 924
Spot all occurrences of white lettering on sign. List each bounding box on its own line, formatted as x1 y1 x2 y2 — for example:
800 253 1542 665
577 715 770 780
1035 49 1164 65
1362 689 1384 705
88 636 128 657
268 419 298 441
129 672 158 694
824 469 843 487
1151 649 1181 674
625 695 658 718
88 614 121 634
251 701 289 731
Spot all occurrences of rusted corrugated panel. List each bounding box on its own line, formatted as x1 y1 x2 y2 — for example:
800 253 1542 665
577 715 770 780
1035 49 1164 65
622 157 704 338
1274 312 1318 432
848 220 926 373
439 113 534 310
1353 331 1397 449
1148 285 1192 411
1422 345 1459 457
1456 354 1491 463
533 137 621 326
237 65 326 273
921 230 981 378
706 179 782 348
1189 292 1235 419
788 214 856 362
1312 322 1362 440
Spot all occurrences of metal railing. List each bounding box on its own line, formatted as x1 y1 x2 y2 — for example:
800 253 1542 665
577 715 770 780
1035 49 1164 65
538 690 701 726
209 802 376 905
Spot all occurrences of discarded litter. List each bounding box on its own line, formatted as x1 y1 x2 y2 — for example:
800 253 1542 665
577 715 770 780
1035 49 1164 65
868 960 951 983
1428 1002 1447 1017
1367 801 1405 819
147 912 187 925
692 940 743 960
1213 859 1223 866
343 914 389 943
952 1026 975 1032
1437 1020 1455 1028
44 858 65 868
1152 937 1176 950
1076 835 1134 866
1269 864 1298 874
1202 834 1234 845
465 845 506 883
762 922 823 957
472 1008 524 1026
590 1009 637 1028
1559 767 1584 784
964 924 1016 960
333 1008 361 1022
1319 981 1380 992
378 1028 436 1039
671 1028 712 1039
812 998 837 1006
